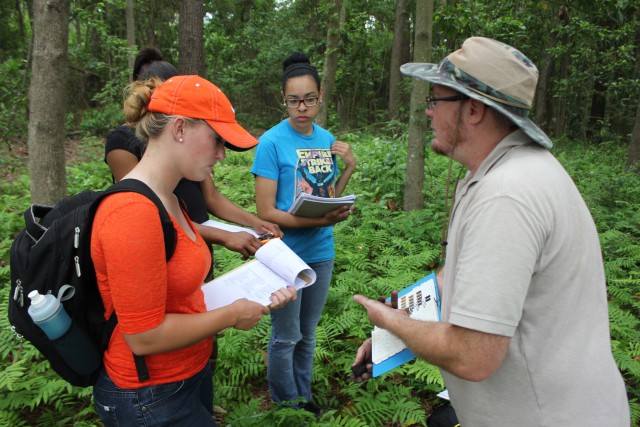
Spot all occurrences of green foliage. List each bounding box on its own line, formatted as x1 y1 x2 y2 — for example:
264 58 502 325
333 0 396 128
1 132 640 425
66 160 113 195
556 141 640 425
348 132 407 204
77 99 125 138
0 287 99 426
206 132 640 425
2 0 640 153
0 188 30 260
1 0 638 423
0 1 29 61
0 58 29 142
345 383 427 426
0 139 113 425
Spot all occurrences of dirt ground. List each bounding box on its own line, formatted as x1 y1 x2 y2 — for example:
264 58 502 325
2 137 100 183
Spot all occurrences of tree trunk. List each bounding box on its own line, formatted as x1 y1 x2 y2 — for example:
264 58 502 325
403 0 433 211
15 0 26 42
316 0 345 128
628 94 640 170
178 0 205 76
146 5 157 47
627 16 640 170
23 0 35 89
587 78 606 141
554 7 570 138
126 0 136 78
28 0 69 205
535 52 553 133
389 0 408 120
74 9 82 48
535 5 566 133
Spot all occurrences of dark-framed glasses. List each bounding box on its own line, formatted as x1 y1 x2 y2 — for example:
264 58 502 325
425 95 467 110
284 97 319 109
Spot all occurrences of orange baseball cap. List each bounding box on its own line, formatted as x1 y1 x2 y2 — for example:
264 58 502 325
148 75 258 151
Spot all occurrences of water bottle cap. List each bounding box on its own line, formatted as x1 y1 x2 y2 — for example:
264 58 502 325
28 290 46 307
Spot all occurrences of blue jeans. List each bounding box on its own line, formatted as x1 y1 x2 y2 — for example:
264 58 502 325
93 363 216 427
267 259 334 404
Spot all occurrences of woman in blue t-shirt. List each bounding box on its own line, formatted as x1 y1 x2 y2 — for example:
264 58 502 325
251 52 356 414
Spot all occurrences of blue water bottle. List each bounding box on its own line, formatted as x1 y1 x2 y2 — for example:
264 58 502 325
27 287 100 376
27 290 72 340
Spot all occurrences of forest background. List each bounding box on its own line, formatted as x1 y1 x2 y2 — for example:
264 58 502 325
0 0 639 426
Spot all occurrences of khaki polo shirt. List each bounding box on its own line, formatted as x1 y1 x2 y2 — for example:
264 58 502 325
440 130 629 426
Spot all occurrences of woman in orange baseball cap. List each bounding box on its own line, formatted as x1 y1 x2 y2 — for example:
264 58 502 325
105 51 280 273
91 75 297 426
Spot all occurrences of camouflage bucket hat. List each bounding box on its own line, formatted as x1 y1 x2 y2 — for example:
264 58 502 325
400 37 552 148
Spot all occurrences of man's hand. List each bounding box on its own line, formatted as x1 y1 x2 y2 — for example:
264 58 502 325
353 294 408 329
377 290 399 309
351 291 402 383
351 338 373 382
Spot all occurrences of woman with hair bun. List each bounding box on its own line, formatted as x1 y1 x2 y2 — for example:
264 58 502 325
92 75 297 426
251 52 356 414
106 48 280 272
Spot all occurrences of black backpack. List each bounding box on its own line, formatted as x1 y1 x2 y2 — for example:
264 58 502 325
8 179 176 387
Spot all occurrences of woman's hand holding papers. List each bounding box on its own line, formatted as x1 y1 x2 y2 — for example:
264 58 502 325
227 286 296 330
322 205 352 226
268 286 298 310
227 299 270 331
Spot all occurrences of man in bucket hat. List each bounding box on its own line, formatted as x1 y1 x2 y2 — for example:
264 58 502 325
352 37 630 426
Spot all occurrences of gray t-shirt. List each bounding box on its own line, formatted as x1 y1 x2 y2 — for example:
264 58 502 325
441 131 629 426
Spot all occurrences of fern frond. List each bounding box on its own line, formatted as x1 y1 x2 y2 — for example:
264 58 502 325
404 360 445 389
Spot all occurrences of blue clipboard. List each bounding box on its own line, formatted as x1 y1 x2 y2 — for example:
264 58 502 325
372 272 441 377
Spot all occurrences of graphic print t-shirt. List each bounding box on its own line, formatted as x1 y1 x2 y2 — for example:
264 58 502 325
295 148 337 199
252 120 338 263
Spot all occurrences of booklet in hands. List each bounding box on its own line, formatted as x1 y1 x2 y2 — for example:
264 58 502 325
371 272 441 377
288 193 356 218
201 238 316 310
201 219 258 236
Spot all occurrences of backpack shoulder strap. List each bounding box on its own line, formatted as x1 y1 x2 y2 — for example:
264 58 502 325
94 179 177 383
100 179 177 261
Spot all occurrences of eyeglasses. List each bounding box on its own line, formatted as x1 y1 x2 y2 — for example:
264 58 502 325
425 95 467 110
284 97 319 109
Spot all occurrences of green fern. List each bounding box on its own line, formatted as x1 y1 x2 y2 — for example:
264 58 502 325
0 410 29 427
2 133 640 426
344 383 427 426
403 360 445 389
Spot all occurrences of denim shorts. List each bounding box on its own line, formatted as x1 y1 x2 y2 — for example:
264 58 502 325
93 363 215 427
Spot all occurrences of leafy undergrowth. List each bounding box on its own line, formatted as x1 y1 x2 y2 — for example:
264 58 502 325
0 134 638 426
